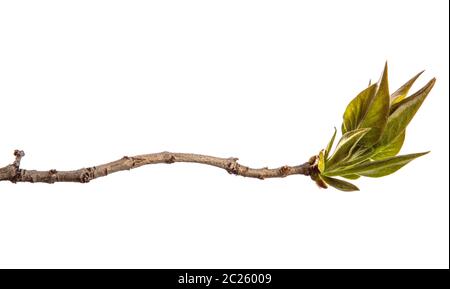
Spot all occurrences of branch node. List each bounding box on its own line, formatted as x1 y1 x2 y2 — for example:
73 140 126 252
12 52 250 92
48 169 58 183
279 165 290 176
226 158 239 175
165 155 176 164
80 167 95 183
10 169 22 183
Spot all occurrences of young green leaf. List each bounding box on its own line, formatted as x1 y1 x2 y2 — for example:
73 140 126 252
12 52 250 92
379 78 436 147
324 127 337 160
326 128 371 169
357 62 390 146
320 175 360 191
372 131 405 160
324 152 429 177
390 71 424 105
318 150 325 173
342 84 377 134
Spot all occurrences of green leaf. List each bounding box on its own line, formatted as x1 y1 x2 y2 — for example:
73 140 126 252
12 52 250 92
390 71 424 105
342 83 378 134
321 175 360 191
379 78 436 147
372 131 405 160
326 128 371 169
357 62 390 146
318 150 325 173
324 152 429 178
324 127 337 160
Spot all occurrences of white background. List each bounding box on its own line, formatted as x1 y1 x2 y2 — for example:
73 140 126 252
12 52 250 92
0 0 448 269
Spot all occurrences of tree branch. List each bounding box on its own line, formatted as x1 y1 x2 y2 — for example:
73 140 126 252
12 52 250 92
0 150 315 184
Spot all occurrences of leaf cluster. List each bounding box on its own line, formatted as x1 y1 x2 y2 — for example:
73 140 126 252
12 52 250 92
314 63 435 191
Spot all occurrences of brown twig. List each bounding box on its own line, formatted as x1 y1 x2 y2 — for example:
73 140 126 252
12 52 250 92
0 150 314 184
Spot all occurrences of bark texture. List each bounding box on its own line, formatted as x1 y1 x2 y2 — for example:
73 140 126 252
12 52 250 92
0 150 315 184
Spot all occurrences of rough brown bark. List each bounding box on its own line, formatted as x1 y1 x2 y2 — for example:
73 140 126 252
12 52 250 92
0 150 315 184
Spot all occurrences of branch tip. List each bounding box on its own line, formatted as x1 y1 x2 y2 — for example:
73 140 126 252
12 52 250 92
13 150 25 168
